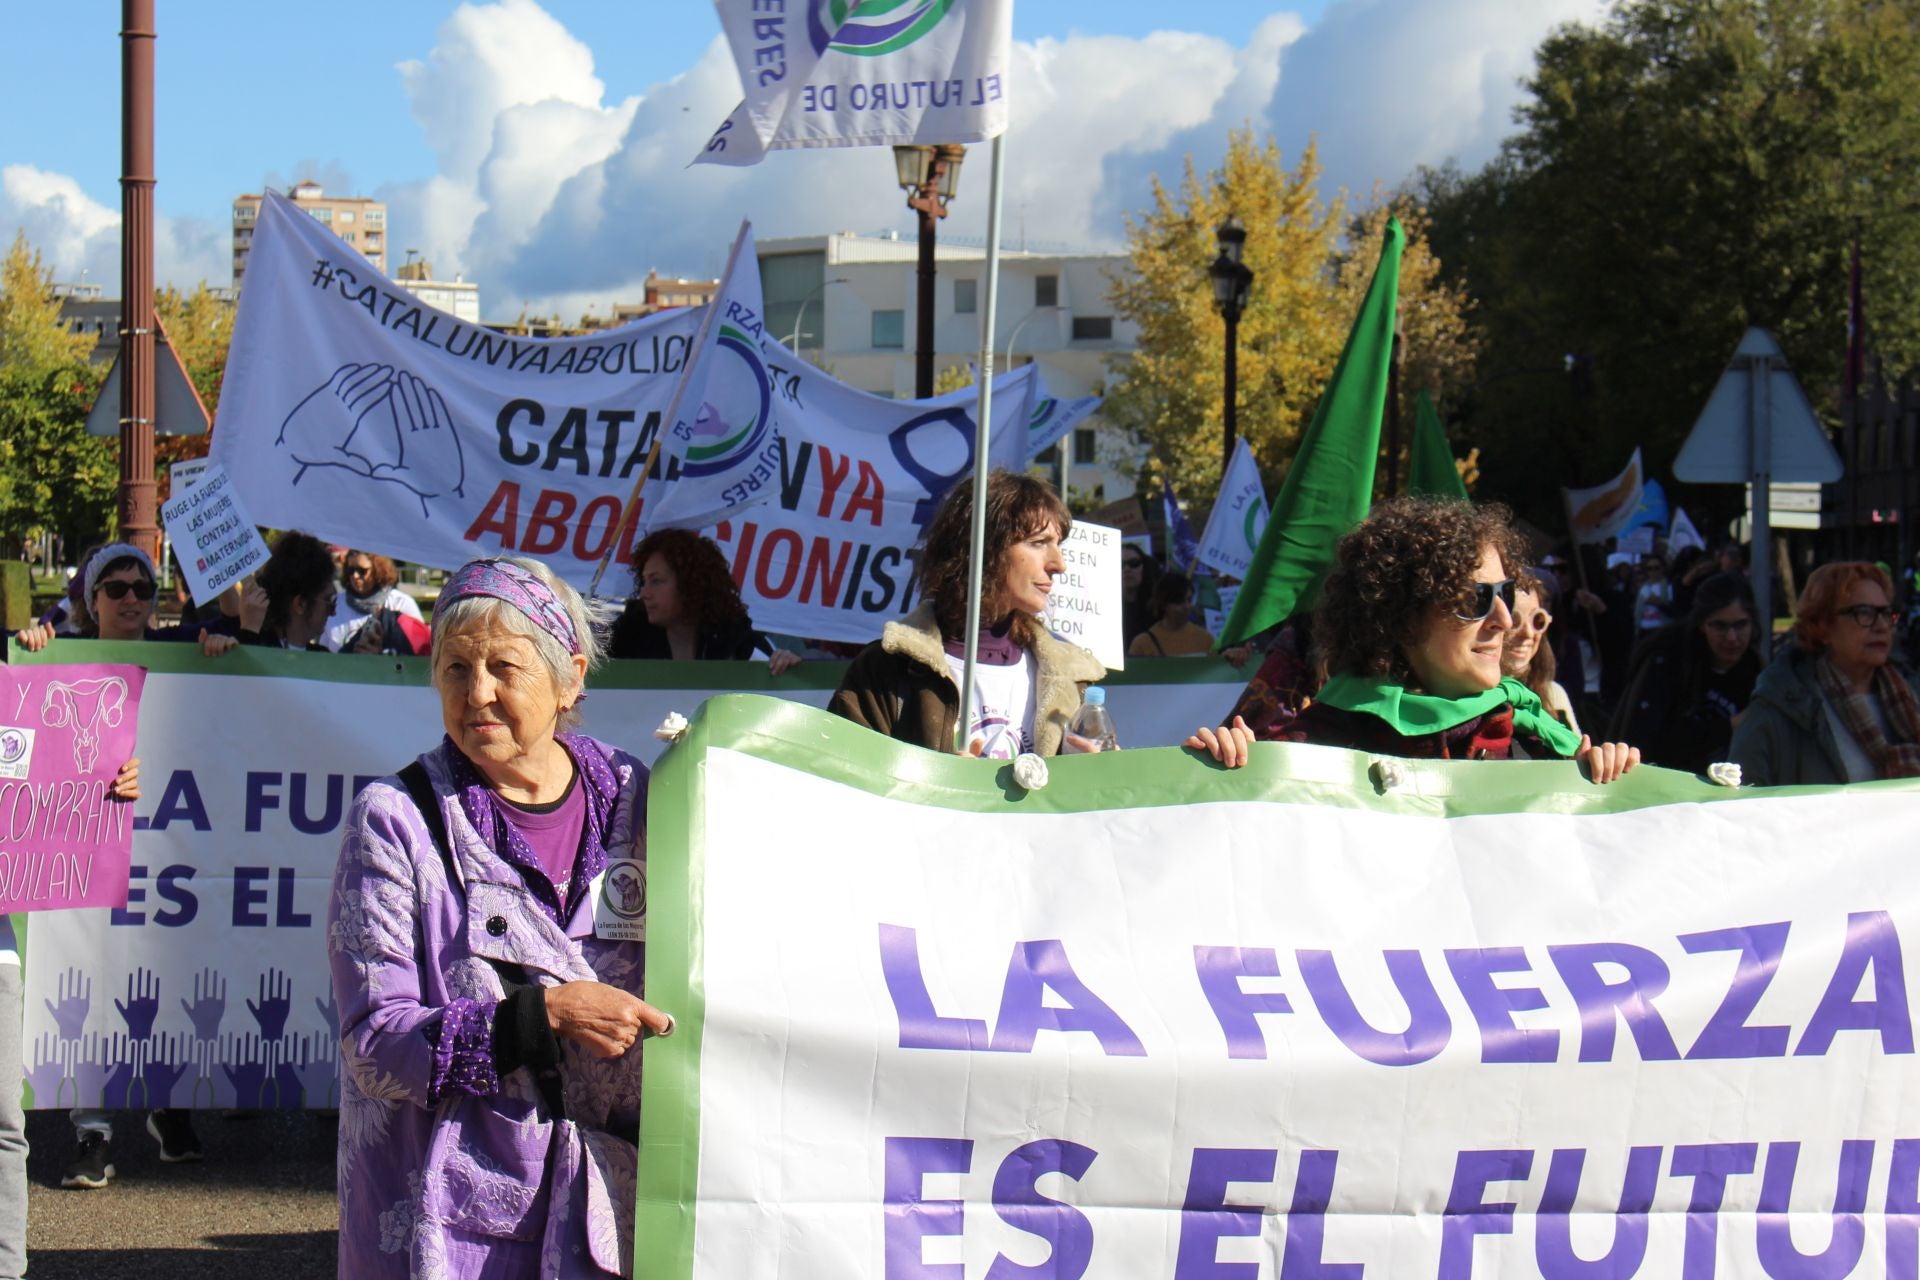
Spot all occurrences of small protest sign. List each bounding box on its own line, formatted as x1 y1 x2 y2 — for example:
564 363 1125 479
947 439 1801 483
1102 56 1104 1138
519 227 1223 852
159 461 268 604
0 663 142 912
1045 520 1123 670
168 457 210 492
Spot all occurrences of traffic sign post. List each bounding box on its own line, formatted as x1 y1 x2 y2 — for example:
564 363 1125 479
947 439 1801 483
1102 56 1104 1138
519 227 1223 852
1675 328 1843 636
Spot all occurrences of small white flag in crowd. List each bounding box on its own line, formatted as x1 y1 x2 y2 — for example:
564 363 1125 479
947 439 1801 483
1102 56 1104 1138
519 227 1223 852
696 0 1013 166
641 220 783 535
1670 506 1707 555
1563 447 1646 545
1195 438 1270 579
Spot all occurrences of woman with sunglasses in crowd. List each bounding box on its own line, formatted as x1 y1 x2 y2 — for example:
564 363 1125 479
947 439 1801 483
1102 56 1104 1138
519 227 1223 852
1731 561 1920 785
1277 497 1639 780
1500 571 1579 733
11 542 225 1190
1607 573 1761 774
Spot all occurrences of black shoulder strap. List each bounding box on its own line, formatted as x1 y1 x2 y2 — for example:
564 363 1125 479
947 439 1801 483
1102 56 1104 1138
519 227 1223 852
398 761 459 896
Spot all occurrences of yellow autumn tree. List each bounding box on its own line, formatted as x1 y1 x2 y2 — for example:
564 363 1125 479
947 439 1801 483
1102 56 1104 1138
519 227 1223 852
1106 130 1345 502
1107 131 1480 506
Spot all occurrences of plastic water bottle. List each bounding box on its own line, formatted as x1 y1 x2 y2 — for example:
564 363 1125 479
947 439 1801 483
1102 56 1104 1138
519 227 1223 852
1066 686 1119 753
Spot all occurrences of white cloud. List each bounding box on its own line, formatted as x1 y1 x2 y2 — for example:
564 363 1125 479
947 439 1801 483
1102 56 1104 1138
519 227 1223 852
2 164 227 293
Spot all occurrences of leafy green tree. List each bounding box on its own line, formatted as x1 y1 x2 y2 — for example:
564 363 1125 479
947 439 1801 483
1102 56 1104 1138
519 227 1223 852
1420 0 1920 527
153 282 235 503
0 235 113 557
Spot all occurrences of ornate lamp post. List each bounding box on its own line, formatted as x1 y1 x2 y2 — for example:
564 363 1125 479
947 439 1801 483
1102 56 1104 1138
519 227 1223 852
1207 215 1254 474
893 142 966 399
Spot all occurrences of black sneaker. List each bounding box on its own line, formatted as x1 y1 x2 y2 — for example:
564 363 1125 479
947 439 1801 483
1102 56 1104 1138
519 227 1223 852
59 1131 114 1189
146 1110 203 1163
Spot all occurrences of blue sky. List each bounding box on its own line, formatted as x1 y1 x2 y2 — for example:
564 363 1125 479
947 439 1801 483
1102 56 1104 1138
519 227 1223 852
1 0 1604 318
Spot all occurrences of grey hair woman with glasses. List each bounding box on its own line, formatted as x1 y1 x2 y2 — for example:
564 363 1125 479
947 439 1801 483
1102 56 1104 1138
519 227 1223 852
1608 573 1761 775
1278 497 1640 782
1731 561 1920 785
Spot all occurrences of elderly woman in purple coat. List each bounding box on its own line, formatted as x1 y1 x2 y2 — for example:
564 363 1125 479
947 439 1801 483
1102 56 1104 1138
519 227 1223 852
328 555 673 1277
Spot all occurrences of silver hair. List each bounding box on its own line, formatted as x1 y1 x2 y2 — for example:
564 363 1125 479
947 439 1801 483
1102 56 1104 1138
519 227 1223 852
429 556 616 733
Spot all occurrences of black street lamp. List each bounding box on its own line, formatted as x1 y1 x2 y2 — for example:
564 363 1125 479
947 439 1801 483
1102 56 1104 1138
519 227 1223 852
1208 215 1254 474
893 142 966 399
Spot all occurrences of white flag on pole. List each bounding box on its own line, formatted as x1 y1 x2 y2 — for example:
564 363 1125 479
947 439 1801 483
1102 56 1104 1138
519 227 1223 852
1194 438 1270 578
1563 447 1645 545
1669 507 1707 555
641 221 783 535
695 0 1013 166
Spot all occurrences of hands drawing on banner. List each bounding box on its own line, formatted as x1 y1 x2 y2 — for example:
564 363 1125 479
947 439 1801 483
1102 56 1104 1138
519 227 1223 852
276 361 468 516
27 962 337 1109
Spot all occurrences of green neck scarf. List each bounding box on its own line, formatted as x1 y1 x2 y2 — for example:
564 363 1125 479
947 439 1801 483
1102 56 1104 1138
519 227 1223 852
1316 673 1584 758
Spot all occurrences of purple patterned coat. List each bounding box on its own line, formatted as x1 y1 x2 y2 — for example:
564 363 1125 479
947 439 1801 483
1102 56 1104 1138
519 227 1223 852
329 736 648 1278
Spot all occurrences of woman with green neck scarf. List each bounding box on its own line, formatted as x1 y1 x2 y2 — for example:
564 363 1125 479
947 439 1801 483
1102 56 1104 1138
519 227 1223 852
1281 497 1641 782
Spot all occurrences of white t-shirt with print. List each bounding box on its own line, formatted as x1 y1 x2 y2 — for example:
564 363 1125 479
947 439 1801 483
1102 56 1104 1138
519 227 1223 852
944 652 1036 759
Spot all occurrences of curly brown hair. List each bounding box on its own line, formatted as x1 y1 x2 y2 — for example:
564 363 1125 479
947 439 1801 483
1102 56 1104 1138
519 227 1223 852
914 470 1071 645
629 528 748 627
1314 496 1526 683
344 550 400 596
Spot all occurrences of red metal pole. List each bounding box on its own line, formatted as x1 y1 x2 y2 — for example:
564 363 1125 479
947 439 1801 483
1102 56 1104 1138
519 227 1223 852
118 0 158 559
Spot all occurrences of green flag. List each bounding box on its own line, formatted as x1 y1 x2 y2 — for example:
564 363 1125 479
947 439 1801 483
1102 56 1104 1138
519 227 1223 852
1407 388 1468 500
1217 217 1403 647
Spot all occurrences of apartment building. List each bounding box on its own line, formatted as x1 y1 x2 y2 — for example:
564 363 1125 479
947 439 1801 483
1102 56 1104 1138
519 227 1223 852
233 180 386 291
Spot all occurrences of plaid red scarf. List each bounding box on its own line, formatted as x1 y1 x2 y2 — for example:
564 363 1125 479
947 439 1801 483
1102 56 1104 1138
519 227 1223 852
1812 655 1920 780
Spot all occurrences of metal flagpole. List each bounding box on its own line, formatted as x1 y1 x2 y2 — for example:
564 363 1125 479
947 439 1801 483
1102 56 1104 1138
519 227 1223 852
955 133 1007 753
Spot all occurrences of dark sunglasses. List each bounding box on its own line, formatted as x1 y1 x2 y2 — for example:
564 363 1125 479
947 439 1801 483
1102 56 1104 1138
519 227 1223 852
97 579 156 602
1456 578 1516 623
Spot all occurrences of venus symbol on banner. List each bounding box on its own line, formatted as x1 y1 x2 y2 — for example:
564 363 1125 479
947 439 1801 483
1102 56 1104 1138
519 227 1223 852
40 678 128 775
274 361 468 516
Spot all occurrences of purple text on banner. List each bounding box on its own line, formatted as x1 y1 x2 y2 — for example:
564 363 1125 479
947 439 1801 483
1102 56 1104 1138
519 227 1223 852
0 663 143 912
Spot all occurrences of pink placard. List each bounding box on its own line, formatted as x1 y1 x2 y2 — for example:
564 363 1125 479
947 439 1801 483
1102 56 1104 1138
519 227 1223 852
0 662 144 912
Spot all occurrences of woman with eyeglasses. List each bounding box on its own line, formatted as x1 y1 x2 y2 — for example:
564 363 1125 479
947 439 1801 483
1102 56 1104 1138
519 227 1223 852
1277 497 1639 780
1607 573 1761 774
1500 572 1579 733
1730 561 1920 785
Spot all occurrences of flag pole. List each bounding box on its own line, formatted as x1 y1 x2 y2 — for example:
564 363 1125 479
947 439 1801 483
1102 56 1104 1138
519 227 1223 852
956 133 1007 753
587 221 749 599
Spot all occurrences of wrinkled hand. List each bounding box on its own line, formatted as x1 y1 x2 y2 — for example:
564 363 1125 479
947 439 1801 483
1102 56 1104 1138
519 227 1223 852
198 628 237 658
239 580 269 632
767 648 802 677
544 980 672 1059
1185 715 1254 769
110 757 140 802
13 624 54 652
1576 735 1641 785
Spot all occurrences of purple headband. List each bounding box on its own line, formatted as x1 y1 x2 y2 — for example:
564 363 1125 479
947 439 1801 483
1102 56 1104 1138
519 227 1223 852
436 559 581 655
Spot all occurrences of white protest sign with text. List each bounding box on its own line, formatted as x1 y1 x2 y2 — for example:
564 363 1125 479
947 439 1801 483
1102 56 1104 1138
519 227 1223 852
1045 519 1123 670
158 462 268 604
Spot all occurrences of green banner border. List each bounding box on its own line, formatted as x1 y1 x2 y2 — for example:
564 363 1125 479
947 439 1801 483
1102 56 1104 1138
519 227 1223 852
631 694 1914 1276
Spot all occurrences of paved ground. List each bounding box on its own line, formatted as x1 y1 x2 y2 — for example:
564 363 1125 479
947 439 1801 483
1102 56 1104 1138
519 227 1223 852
23 1109 337 1277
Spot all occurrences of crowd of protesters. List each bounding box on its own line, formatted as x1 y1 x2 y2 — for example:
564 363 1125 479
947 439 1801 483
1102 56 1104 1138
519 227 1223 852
8 472 1920 1277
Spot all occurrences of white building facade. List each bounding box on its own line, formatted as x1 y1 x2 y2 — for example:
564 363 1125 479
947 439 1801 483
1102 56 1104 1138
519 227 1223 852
756 232 1142 502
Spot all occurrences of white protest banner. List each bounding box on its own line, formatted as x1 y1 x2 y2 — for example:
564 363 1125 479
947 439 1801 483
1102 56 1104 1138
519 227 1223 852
696 0 1012 166
211 192 1039 643
1564 447 1645 545
6 639 1251 1112
637 696 1920 1278
158 461 268 604
1044 520 1123 670
1195 437 1269 579
1616 524 1656 558
1203 581 1239 642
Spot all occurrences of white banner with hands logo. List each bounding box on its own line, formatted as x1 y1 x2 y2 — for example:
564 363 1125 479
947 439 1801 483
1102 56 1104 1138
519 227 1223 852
211 194 1052 644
